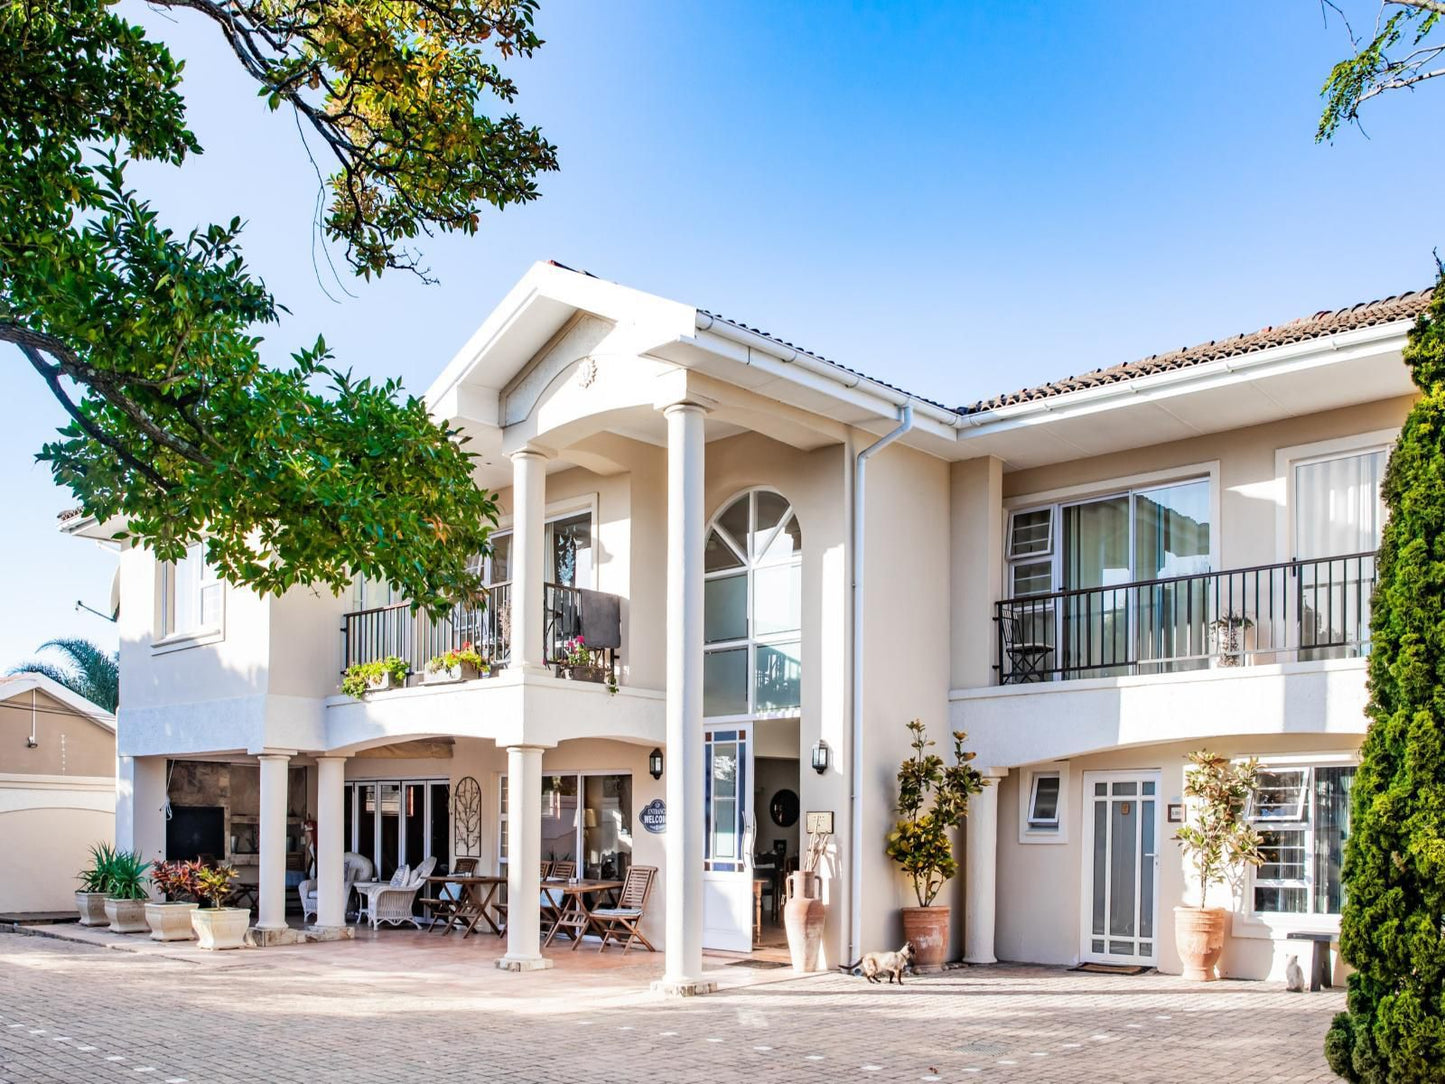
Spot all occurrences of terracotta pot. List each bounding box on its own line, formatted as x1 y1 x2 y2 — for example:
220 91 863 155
104 897 150 934
1174 906 1227 981
74 891 110 927
191 907 252 950
783 871 825 974
145 901 199 941
901 905 950 971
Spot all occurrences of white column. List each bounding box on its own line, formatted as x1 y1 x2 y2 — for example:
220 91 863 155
256 753 291 931
510 448 549 673
498 745 552 971
116 755 167 881
315 756 347 928
655 401 714 995
964 768 1008 964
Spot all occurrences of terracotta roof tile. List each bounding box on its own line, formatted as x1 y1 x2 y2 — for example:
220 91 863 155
57 507 83 522
960 288 1433 415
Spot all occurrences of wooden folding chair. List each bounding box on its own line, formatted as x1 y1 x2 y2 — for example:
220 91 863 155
422 857 478 935
591 865 657 954
542 860 575 935
495 861 553 931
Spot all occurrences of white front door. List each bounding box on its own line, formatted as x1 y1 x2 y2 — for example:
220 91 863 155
1080 771 1160 966
702 724 754 952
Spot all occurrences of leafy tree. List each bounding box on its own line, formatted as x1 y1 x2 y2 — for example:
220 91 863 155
1319 1 1444 140
1325 270 1445 1083
885 719 987 908
0 0 560 614
1173 750 1264 909
8 637 119 712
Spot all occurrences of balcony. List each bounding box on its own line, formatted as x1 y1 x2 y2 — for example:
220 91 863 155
341 581 621 687
994 552 1376 684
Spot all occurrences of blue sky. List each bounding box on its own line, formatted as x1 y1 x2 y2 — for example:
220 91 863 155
3 0 1441 674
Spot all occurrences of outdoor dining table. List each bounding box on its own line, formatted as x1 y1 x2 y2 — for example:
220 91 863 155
423 874 507 938
540 878 624 949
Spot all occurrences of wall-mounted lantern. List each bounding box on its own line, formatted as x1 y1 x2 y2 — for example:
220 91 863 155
811 739 830 775
648 747 664 780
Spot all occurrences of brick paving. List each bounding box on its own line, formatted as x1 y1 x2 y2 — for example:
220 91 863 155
0 932 1341 1083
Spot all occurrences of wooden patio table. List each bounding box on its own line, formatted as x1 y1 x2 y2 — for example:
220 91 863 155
423 874 506 938
540 878 624 949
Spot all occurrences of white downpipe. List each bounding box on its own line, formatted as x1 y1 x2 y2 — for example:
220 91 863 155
848 402 914 964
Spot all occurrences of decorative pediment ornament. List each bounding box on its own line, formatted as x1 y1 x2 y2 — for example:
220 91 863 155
576 356 599 388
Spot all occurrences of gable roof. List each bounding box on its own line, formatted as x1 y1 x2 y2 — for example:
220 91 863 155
0 674 116 733
960 289 1432 415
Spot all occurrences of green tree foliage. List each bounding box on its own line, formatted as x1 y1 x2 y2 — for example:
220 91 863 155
1319 1 1444 140
885 719 987 908
1326 269 1445 1083
1173 750 1264 910
0 0 560 614
7 637 120 712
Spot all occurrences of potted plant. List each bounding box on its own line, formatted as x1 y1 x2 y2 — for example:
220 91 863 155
423 643 490 685
1208 612 1254 667
189 863 250 950
144 860 200 942
103 849 152 934
884 719 987 971
340 655 409 698
558 636 618 694
75 842 117 926
1173 750 1264 980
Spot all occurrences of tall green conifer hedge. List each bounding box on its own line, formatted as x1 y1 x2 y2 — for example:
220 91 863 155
1327 269 1445 1083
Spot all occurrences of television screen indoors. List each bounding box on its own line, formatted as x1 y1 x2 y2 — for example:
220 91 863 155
166 805 225 862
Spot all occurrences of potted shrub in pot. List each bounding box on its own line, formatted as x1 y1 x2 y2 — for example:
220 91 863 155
884 719 987 971
75 842 115 926
340 656 409 698
103 849 152 934
1208 612 1254 667
1173 750 1264 981
144 860 200 942
423 643 489 685
558 636 618 693
189 863 250 950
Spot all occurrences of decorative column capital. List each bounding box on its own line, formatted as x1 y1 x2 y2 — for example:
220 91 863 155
508 445 553 465
660 396 716 419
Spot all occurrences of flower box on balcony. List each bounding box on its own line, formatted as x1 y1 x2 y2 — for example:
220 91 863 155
563 663 610 685
423 647 489 686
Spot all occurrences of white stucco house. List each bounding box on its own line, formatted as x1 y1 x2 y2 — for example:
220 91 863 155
67 260 1429 986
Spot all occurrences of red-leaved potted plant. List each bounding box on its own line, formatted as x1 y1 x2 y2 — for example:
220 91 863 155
144 860 200 942
188 863 250 950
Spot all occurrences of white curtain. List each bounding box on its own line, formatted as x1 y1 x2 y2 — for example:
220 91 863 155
1295 451 1386 559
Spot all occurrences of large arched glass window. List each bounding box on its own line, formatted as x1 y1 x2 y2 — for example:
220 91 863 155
703 490 802 718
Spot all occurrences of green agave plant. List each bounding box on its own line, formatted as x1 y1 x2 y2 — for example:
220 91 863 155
104 849 152 901
77 841 116 893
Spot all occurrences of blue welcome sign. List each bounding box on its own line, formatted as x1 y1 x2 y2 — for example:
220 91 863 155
640 798 666 834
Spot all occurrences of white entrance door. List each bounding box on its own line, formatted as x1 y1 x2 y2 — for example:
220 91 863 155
702 724 754 952
1080 771 1160 966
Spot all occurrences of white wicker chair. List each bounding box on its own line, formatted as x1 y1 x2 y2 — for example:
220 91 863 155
298 852 374 924
357 855 438 930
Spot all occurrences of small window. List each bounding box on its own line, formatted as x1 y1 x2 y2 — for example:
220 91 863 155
1250 769 1308 821
1011 560 1053 598
160 542 222 639
1028 773 1062 829
1009 509 1053 558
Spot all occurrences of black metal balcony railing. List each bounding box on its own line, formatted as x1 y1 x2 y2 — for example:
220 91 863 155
341 581 621 687
994 552 1377 684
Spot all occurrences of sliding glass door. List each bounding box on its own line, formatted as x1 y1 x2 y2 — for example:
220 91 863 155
1295 450 1384 659
534 772 633 880
342 779 450 879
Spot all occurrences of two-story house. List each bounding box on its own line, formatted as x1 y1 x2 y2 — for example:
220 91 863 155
68 260 1427 988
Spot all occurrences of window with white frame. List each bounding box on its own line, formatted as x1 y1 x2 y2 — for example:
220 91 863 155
497 775 508 871
1250 763 1355 915
1027 772 1062 830
159 542 222 639
1007 508 1054 598
703 490 802 719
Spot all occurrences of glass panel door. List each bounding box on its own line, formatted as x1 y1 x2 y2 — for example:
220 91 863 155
357 783 376 870
582 775 633 881
1296 451 1385 659
1134 481 1211 671
702 724 755 952
377 783 401 880
403 783 426 870
1062 495 1130 677
546 512 593 588
541 775 580 867
1083 772 1159 964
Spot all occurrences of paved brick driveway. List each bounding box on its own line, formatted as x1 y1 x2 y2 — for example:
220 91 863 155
0 933 1341 1083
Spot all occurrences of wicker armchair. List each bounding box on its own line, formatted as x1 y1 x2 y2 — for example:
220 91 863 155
298 852 374 924
357 855 438 930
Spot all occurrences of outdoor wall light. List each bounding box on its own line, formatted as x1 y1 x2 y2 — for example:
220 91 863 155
811 739 830 775
648 748 664 780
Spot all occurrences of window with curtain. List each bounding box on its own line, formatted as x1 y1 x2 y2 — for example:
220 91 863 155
703 491 802 718
1250 764 1355 915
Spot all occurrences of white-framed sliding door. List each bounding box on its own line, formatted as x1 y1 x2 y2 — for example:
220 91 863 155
702 723 754 952
1079 770 1160 966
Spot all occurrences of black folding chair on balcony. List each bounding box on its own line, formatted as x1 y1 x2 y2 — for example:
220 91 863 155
1000 613 1052 683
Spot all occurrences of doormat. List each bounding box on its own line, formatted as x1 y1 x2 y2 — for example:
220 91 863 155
1069 963 1153 975
727 959 791 970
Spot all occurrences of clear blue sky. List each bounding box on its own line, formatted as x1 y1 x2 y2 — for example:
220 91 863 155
4 0 1441 674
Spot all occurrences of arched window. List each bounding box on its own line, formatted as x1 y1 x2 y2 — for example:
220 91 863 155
703 490 802 718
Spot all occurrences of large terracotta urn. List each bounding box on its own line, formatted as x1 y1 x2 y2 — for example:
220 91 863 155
1174 906 1227 981
783 871 825 974
901 906 950 971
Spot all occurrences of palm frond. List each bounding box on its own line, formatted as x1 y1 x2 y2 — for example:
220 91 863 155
7 637 119 712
